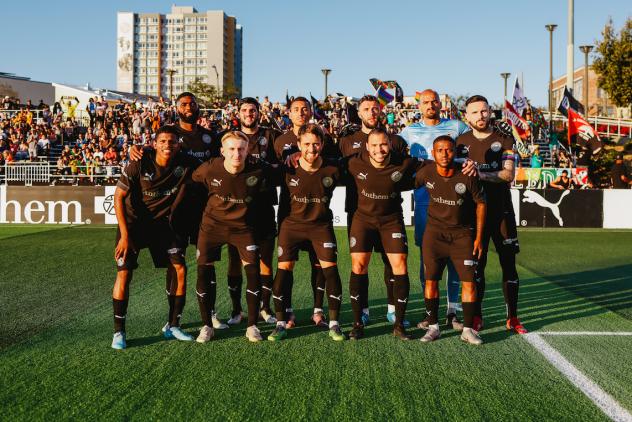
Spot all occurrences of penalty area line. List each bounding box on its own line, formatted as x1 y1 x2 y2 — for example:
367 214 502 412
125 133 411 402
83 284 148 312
524 333 632 422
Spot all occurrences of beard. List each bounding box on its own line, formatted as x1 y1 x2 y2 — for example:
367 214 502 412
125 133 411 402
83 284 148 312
178 109 199 124
474 120 490 131
362 118 378 130
241 119 258 129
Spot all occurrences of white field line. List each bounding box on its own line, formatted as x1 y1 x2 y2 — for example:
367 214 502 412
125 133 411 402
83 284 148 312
538 332 632 336
524 333 632 422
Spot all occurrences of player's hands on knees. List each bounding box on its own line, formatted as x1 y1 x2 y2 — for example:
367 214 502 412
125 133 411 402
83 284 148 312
285 151 301 168
473 238 483 260
115 236 136 262
129 145 144 162
462 159 478 177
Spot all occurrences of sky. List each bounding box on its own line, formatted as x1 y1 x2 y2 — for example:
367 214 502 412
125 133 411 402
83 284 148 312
3 0 630 107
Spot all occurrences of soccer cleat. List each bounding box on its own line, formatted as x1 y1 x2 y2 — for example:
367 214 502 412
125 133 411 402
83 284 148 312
286 312 296 329
311 311 328 329
507 317 528 334
260 309 277 324
420 326 441 343
461 327 483 345
169 326 194 342
328 324 346 341
267 326 287 341
246 325 263 342
111 331 127 350
348 323 364 340
472 315 484 332
227 312 243 326
196 325 214 343
446 313 464 332
417 316 430 330
212 315 229 330
162 323 174 339
361 312 371 326
392 324 412 341
386 312 411 328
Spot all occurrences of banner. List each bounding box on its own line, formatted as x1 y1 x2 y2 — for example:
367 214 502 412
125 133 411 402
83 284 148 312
518 189 603 228
513 167 589 189
511 77 527 117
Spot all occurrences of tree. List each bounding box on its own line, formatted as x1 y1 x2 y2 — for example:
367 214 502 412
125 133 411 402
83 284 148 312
592 17 632 108
186 78 218 106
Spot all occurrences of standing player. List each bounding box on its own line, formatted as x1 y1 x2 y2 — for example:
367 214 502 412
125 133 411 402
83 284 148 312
457 95 526 334
415 135 486 344
192 131 268 343
346 128 419 340
268 124 345 342
111 126 198 349
273 97 339 328
399 89 470 330
338 95 410 327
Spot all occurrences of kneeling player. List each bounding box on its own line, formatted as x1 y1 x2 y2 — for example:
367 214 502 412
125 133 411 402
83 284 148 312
192 131 269 343
415 135 486 345
268 124 345 342
111 126 198 349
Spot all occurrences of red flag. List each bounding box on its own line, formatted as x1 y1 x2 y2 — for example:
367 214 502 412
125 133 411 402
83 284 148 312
503 100 530 140
567 108 602 153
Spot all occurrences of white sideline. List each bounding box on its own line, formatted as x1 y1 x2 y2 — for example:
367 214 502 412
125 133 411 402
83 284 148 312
538 332 632 336
524 333 632 422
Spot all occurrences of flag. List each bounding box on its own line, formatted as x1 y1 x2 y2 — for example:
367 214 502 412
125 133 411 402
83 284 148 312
285 90 290 108
375 86 394 108
567 108 601 153
557 87 585 117
511 125 531 159
415 91 422 103
512 77 528 117
369 78 385 90
503 100 530 140
310 94 326 121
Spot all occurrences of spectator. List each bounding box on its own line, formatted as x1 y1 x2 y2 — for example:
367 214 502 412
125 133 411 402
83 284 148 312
549 170 574 190
610 154 631 189
530 146 543 168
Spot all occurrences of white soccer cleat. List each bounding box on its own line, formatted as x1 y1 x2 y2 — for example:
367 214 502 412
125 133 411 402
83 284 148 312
260 309 277 324
420 326 441 343
196 325 214 343
227 312 243 326
212 315 229 330
461 327 483 345
245 325 263 342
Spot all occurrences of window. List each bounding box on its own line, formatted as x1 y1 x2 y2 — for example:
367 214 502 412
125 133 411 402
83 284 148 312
185 42 196 49
197 43 206 50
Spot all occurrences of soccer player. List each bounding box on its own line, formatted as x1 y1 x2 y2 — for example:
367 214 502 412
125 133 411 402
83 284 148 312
192 131 269 343
338 95 410 327
110 126 198 350
457 95 526 334
268 124 345 342
220 97 281 326
346 128 419 340
415 135 486 345
273 97 339 328
399 89 470 331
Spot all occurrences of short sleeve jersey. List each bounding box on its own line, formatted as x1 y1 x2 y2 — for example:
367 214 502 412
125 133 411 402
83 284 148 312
273 130 340 162
414 164 485 233
281 160 341 225
400 119 470 161
338 130 408 158
347 151 421 219
117 151 198 223
192 158 268 228
174 124 221 162
456 131 514 206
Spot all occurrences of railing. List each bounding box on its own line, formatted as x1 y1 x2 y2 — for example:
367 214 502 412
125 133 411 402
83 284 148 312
2 163 123 186
2 162 51 185
544 112 632 138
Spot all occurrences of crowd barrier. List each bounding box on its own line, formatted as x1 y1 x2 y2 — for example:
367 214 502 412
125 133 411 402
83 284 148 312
1 185 630 228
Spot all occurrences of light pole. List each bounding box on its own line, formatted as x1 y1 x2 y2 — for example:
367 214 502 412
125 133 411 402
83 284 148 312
579 45 593 115
546 24 558 140
166 69 177 103
211 65 219 101
321 68 331 100
500 72 510 105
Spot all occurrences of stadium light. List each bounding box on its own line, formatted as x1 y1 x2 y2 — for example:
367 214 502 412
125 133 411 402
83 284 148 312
500 73 510 105
579 45 594 114
321 68 331 100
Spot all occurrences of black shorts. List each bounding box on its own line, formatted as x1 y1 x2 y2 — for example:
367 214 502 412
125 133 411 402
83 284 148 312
422 229 477 282
115 220 187 271
483 206 520 255
196 223 259 265
349 214 408 254
277 221 337 263
170 185 206 246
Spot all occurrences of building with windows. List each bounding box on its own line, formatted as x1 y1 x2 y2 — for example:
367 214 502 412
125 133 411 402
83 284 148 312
551 66 618 118
116 5 242 99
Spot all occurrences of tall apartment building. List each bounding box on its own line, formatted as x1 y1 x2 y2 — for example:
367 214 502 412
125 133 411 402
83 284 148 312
117 5 242 99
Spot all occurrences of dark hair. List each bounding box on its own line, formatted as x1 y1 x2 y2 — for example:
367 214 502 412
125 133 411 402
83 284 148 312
433 135 455 145
359 95 379 106
297 123 324 142
465 95 489 107
289 96 311 108
176 91 196 102
368 127 389 139
561 170 569 176
240 97 260 111
155 125 180 139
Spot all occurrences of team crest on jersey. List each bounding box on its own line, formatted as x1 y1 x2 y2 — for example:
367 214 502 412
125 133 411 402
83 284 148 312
455 183 466 194
426 181 435 189
173 166 184 178
390 171 402 182
277 246 283 256
322 176 334 187
491 141 502 152
352 141 362 149
321 196 329 203
349 237 357 248
202 134 212 144
246 176 258 186
258 136 267 146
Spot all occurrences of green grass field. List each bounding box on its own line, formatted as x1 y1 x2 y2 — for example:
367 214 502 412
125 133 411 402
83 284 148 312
1 225 631 420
